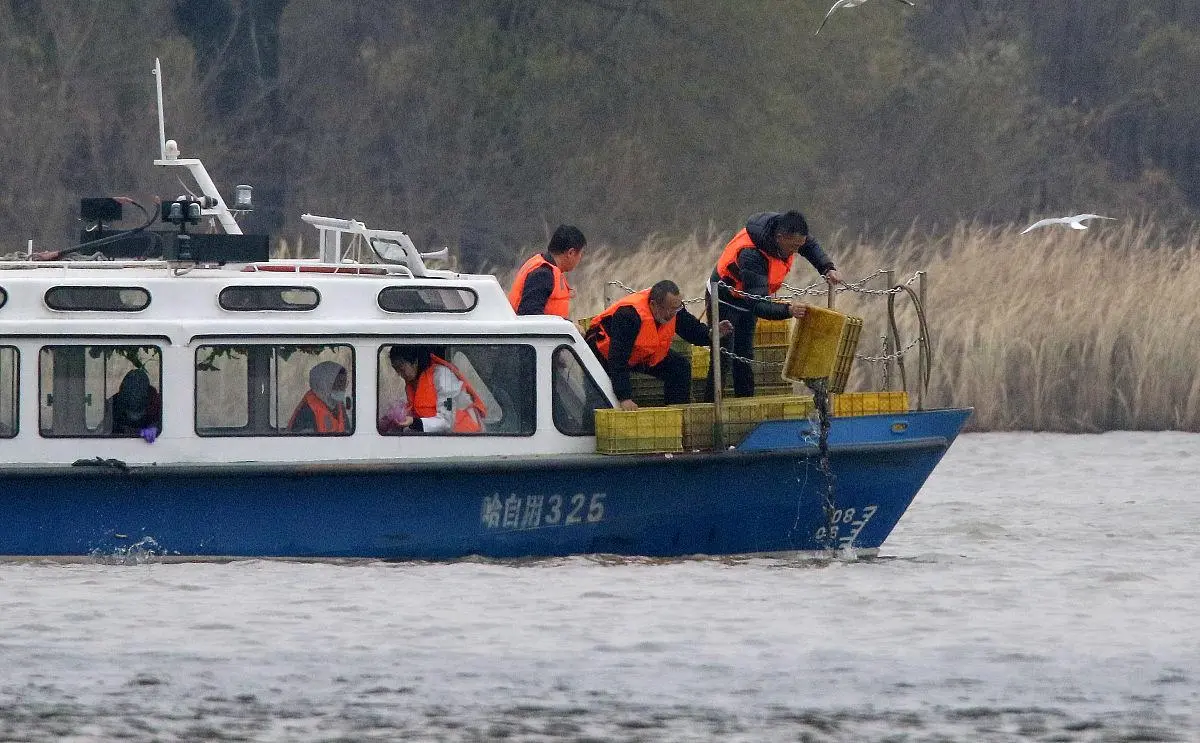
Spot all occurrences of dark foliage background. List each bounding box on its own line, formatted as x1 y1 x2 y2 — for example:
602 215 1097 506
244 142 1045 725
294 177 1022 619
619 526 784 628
2 0 1197 268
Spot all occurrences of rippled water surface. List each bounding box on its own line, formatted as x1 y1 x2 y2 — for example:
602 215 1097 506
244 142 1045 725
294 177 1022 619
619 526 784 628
2 432 1198 742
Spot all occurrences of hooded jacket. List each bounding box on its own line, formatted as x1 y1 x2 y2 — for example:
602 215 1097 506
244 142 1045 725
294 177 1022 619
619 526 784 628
288 361 349 433
711 212 836 319
110 368 162 435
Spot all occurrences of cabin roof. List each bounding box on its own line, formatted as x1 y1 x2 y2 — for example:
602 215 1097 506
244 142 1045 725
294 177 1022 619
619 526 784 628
0 260 568 336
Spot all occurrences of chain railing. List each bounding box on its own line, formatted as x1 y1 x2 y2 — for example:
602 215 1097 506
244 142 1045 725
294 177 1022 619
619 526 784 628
602 271 932 406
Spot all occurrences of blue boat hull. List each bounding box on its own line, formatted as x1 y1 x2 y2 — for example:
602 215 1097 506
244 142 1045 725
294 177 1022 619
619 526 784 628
1 409 971 559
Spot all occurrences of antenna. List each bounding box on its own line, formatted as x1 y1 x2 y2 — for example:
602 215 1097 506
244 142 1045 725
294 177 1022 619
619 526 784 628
153 58 167 161
150 59 241 235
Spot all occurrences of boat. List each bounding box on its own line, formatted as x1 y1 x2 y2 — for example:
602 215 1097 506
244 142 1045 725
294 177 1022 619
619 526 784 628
0 61 972 560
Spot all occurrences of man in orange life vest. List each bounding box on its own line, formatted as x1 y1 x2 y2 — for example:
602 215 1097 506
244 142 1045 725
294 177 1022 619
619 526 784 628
380 345 487 433
287 360 350 434
585 280 732 410
710 210 843 398
508 224 586 317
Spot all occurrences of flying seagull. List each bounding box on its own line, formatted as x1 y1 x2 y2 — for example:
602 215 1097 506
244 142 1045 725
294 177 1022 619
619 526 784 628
1019 214 1117 235
815 0 916 36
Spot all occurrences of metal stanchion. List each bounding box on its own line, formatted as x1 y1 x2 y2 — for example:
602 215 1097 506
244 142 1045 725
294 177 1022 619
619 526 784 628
917 270 927 411
708 280 724 449
884 269 896 392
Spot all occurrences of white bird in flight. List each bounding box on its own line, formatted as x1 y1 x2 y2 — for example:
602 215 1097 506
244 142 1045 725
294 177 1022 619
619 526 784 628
1019 214 1117 235
815 0 916 36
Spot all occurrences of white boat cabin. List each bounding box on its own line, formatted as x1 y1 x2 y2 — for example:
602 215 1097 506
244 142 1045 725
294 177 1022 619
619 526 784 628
0 244 618 467
0 60 621 467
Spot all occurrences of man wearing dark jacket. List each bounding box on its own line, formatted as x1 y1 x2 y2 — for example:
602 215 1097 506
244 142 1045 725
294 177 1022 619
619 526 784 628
709 210 843 398
586 280 731 409
507 224 586 318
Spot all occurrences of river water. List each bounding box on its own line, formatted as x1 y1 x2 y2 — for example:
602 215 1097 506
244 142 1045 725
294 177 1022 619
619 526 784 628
1 432 1197 742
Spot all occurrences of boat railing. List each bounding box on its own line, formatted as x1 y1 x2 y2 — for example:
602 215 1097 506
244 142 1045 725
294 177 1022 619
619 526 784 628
300 214 449 278
603 268 932 409
239 261 415 278
0 260 176 272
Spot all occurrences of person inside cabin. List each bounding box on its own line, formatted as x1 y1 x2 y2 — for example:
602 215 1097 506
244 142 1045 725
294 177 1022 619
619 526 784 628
287 361 350 434
379 345 487 434
108 367 162 443
585 279 732 410
507 224 586 318
708 210 843 398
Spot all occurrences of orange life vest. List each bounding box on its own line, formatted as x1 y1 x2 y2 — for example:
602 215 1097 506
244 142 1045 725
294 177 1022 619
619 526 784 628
589 289 676 368
406 355 488 433
508 253 572 318
287 389 347 433
715 228 795 297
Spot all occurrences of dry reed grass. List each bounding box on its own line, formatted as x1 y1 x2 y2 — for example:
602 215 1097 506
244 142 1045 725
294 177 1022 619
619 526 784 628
536 220 1200 432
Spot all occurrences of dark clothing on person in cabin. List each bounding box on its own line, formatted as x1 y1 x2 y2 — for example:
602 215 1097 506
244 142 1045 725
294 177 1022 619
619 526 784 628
109 368 162 439
586 305 713 404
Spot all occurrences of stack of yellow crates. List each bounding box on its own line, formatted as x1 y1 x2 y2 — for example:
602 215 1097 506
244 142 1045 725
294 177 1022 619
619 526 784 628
675 402 716 449
830 315 863 393
724 395 812 442
688 318 793 396
691 345 711 380
753 346 791 394
831 391 909 416
753 317 792 395
672 395 813 450
755 318 793 346
595 407 683 454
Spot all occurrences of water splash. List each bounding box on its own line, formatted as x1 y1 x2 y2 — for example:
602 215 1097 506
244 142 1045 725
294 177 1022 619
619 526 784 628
803 377 839 552
88 536 165 565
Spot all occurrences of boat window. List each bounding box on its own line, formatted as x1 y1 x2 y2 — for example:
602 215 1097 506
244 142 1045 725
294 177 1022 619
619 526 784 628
0 287 7 310
44 286 150 312
38 345 162 438
369 237 416 264
195 343 355 436
552 345 611 436
219 286 320 311
378 343 535 436
0 346 17 438
377 286 477 313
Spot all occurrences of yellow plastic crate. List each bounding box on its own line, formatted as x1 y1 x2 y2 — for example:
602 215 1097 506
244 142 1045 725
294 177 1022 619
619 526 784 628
755 318 794 347
595 407 683 454
754 344 788 387
754 394 816 419
830 315 863 394
691 345 713 380
674 396 813 450
783 306 848 381
723 396 814 445
674 402 716 450
831 391 909 417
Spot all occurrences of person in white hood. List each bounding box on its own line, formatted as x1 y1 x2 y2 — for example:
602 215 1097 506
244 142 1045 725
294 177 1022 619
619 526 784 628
287 360 350 433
